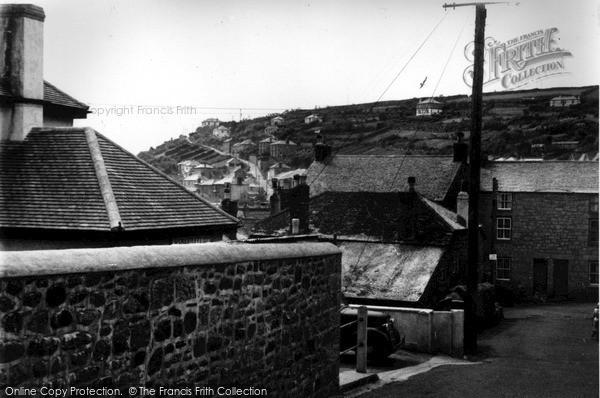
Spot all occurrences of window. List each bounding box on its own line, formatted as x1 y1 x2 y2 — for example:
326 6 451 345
496 257 511 281
590 262 599 286
498 193 512 210
590 195 599 213
497 217 512 240
590 219 599 246
172 236 212 245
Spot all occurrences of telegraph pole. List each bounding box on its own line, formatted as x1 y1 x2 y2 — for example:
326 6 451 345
443 1 499 357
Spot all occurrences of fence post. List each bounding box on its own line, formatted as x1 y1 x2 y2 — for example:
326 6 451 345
356 306 367 373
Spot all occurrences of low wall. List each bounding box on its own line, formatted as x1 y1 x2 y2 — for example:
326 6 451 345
350 305 464 357
0 242 342 397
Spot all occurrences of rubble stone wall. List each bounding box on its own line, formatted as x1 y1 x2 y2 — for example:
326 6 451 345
0 242 342 397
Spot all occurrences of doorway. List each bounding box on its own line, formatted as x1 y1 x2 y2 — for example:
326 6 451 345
553 260 569 298
533 258 548 296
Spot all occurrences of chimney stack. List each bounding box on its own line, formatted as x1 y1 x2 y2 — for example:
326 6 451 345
288 175 310 234
270 178 280 215
314 134 332 162
0 4 45 141
408 176 416 192
453 131 468 163
456 191 469 226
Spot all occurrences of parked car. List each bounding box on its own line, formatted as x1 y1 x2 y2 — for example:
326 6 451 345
340 306 402 360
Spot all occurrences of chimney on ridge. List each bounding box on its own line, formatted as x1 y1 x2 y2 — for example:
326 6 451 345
456 190 469 226
0 4 45 141
314 133 332 162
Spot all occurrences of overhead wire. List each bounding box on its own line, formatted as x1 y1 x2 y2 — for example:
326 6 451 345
351 12 470 270
308 10 450 189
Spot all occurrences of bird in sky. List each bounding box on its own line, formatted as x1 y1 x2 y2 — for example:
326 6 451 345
419 76 427 89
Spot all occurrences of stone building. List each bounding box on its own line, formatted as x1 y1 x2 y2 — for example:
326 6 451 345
258 137 275 156
479 161 599 300
252 181 471 308
270 139 297 160
549 95 580 107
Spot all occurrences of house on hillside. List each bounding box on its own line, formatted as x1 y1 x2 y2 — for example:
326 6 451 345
202 118 220 127
479 161 598 301
270 140 297 159
549 95 580 107
305 114 322 124
0 4 238 250
252 182 471 308
259 137 276 156
271 116 284 125
232 139 256 156
178 160 200 178
212 125 230 139
416 98 443 116
0 5 89 140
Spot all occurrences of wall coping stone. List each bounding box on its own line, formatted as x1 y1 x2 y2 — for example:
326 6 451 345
0 241 341 278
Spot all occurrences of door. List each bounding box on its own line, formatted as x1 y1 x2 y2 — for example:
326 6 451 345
533 258 548 296
553 260 569 297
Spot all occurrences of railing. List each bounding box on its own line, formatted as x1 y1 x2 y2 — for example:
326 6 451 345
340 306 368 373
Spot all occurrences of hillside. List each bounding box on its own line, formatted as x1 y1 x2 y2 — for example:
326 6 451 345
138 85 599 177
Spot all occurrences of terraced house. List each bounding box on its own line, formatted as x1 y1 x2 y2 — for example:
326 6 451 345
479 161 599 301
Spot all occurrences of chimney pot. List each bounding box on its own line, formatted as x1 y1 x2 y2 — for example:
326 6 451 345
408 176 416 191
291 218 300 235
456 191 469 226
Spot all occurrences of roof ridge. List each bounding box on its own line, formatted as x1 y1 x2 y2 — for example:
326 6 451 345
93 130 240 225
84 128 123 231
334 154 454 158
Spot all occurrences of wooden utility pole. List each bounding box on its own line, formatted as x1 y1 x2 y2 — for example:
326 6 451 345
443 1 493 356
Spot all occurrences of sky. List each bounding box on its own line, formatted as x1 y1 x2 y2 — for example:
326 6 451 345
13 0 600 153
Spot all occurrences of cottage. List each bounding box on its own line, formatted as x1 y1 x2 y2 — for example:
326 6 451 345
252 181 470 308
264 125 279 135
274 169 307 189
212 125 230 139
232 139 256 156
416 98 443 116
271 116 284 125
222 138 233 154
306 152 469 210
177 159 200 177
304 114 322 124
479 161 599 300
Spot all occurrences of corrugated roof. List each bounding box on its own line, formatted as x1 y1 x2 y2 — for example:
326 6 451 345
306 155 465 201
0 128 238 231
341 242 443 302
480 161 599 193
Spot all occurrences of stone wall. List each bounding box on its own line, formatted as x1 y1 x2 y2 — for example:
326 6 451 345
479 192 598 300
0 242 342 397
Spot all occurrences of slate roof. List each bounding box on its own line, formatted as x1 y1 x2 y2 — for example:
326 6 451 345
275 169 306 180
480 161 599 193
306 155 465 201
0 128 238 231
252 191 463 245
0 79 89 112
341 242 443 302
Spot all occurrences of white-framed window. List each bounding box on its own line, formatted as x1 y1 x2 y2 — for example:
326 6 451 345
590 261 599 286
496 257 511 281
498 193 512 210
497 217 512 240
